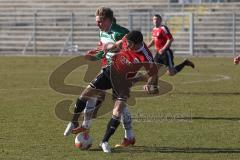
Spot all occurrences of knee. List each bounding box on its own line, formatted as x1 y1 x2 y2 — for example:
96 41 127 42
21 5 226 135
113 107 122 118
112 100 125 117
80 85 92 98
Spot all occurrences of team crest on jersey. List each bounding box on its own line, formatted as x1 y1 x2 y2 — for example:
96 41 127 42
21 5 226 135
120 56 131 65
133 58 140 63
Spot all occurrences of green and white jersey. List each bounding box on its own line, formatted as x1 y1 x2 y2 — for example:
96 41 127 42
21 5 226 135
98 23 129 64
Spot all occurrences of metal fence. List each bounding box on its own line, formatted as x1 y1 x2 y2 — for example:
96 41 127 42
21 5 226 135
1 10 239 56
128 10 239 56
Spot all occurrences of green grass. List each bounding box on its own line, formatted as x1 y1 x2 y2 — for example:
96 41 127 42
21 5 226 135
1 56 240 160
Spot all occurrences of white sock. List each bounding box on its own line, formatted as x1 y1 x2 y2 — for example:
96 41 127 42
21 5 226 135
125 129 134 139
82 120 92 129
82 98 97 129
121 107 134 139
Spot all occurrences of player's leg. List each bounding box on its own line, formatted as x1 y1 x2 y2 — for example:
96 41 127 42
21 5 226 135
101 99 126 153
122 107 134 139
64 98 86 136
64 86 98 136
173 59 195 74
111 73 135 147
101 71 131 153
72 67 112 134
64 68 111 136
71 92 105 134
71 98 86 126
81 97 97 128
72 86 99 123
91 93 105 118
80 91 106 129
164 49 177 76
115 106 135 148
168 49 194 75
109 87 135 147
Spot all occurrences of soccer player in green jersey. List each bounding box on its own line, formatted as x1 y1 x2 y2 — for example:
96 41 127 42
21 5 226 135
64 7 135 147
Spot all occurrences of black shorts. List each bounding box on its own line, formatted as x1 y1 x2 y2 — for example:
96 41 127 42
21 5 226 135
90 67 112 90
90 66 131 101
154 49 174 69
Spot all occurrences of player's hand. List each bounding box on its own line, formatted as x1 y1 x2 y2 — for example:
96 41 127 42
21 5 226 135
85 49 98 61
234 58 239 65
103 42 116 53
143 84 151 92
86 49 97 55
158 49 164 55
234 56 240 65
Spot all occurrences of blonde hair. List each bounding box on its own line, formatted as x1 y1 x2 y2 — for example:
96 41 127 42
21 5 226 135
95 7 113 21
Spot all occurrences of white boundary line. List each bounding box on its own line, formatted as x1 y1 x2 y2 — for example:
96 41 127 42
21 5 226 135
176 73 231 84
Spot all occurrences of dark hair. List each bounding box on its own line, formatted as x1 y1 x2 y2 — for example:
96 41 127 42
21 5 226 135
153 14 162 20
112 17 116 23
95 7 113 21
126 30 143 44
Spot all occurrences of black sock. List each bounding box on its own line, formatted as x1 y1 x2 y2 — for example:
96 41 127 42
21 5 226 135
71 98 87 123
174 61 186 73
102 117 120 142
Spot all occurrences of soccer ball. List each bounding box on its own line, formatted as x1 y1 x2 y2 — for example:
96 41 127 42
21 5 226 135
74 132 93 150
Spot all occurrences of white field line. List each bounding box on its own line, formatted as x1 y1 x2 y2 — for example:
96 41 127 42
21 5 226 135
131 73 231 92
177 73 231 84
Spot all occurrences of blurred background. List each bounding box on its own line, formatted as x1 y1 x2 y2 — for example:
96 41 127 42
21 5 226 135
0 0 239 56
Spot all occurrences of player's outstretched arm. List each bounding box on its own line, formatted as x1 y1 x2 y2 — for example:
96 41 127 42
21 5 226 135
85 49 104 61
142 63 159 92
147 39 154 48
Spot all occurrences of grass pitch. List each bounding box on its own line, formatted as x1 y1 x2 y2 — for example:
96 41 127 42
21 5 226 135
0 56 240 160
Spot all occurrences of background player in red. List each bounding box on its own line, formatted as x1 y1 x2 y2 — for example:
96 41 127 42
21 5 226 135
147 14 195 93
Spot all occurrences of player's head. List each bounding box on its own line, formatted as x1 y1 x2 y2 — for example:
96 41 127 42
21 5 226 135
95 7 114 31
153 14 162 27
125 30 143 50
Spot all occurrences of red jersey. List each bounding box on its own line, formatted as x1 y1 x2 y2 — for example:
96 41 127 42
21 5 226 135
152 25 173 52
112 37 157 78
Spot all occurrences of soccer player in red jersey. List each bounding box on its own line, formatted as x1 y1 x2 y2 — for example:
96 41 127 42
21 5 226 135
98 30 157 153
147 14 195 93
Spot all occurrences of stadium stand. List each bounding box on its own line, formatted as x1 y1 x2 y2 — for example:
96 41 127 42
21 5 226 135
0 0 239 55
